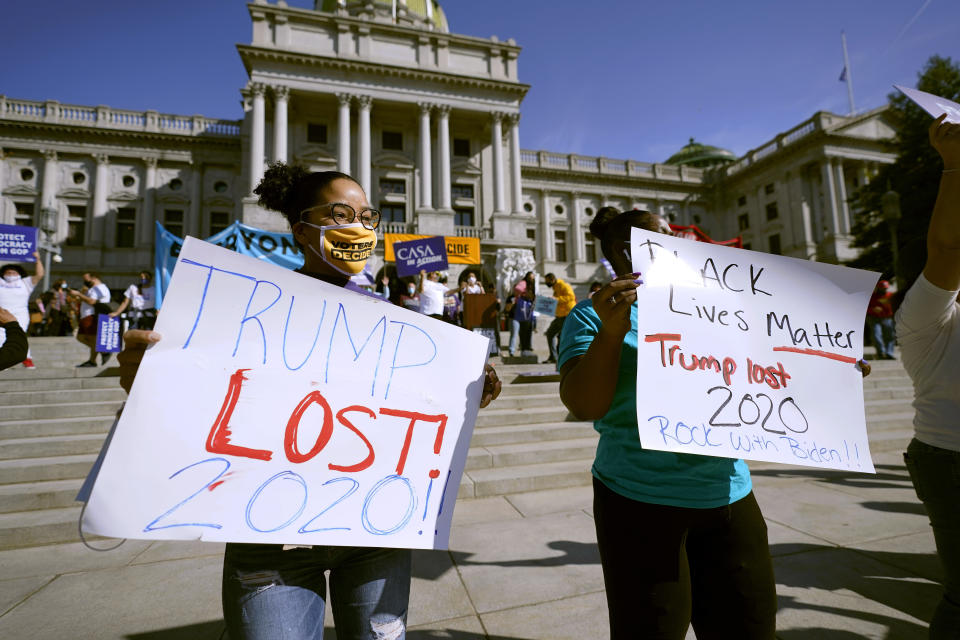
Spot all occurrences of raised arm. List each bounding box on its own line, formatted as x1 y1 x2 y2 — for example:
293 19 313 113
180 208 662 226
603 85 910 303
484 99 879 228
922 114 960 291
559 274 639 420
30 251 44 286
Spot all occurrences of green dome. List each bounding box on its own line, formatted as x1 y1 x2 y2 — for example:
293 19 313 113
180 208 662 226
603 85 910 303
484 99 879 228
665 138 737 168
317 0 449 33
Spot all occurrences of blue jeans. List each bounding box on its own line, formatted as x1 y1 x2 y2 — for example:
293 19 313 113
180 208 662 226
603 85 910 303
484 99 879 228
904 438 960 639
508 318 520 355
222 543 411 640
867 316 896 358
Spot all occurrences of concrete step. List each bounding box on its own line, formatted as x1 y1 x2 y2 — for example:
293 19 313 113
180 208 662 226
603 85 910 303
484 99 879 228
0 376 122 393
0 454 97 484
865 411 914 433
0 400 125 421
467 436 599 470
470 421 594 447
0 366 120 380
0 506 89 549
463 459 592 498
0 478 83 513
0 387 126 405
497 381 558 396
863 398 920 416
863 387 914 402
485 393 560 410
0 433 108 460
0 415 114 439
475 405 573 428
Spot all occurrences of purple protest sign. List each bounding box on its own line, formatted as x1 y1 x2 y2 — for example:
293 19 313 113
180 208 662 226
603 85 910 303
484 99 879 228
95 314 123 353
393 236 448 277
0 224 38 262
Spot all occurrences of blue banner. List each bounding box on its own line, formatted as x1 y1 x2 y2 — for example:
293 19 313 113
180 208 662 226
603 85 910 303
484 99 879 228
154 221 304 308
392 236 448 277
95 314 123 353
0 223 38 262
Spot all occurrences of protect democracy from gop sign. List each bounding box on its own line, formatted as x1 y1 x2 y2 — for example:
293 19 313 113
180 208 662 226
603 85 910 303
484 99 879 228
0 224 38 262
630 227 879 473
392 236 448 277
83 237 490 549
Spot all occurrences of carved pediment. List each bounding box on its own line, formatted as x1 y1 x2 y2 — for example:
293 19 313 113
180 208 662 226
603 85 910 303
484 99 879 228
295 145 336 164
373 151 414 169
57 188 90 200
108 192 140 203
1 185 38 197
156 193 190 205
204 195 235 207
452 157 481 175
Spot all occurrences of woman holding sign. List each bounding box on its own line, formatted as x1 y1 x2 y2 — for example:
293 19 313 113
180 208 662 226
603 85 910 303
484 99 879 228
116 162 502 640
897 113 960 639
557 208 777 639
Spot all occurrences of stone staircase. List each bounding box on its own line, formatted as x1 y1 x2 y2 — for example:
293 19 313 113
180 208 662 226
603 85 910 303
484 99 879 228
0 337 916 550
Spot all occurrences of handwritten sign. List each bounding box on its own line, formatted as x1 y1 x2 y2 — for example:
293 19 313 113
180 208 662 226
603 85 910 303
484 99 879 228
534 296 558 316
631 228 878 473
895 85 960 123
0 224 37 262
82 237 490 549
95 314 122 353
393 236 448 277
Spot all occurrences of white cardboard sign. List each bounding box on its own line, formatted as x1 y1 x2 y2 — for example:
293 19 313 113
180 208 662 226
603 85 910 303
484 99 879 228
631 228 878 473
82 237 489 549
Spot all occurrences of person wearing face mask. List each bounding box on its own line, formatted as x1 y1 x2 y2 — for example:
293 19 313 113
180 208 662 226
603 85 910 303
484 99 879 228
0 252 43 369
112 162 504 640
400 279 421 312
110 270 157 330
460 270 485 295
69 272 112 367
417 269 460 321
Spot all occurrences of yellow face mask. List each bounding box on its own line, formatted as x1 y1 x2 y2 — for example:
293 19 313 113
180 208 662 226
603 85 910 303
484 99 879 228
303 222 378 276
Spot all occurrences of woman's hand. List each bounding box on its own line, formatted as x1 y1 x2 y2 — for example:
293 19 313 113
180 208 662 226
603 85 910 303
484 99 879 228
930 113 960 169
479 363 502 408
117 329 161 393
591 273 642 338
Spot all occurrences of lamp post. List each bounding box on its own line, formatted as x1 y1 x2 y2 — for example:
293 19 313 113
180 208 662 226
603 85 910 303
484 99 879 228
38 207 60 292
881 188 903 291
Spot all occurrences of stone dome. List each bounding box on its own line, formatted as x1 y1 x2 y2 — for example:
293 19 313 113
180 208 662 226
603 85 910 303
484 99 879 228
317 0 450 33
665 138 737 168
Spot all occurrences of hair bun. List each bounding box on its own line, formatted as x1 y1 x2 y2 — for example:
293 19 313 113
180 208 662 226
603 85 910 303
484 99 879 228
254 162 310 215
589 206 621 240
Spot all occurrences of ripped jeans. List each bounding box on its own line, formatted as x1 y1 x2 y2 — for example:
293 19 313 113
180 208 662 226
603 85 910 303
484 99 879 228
222 543 410 640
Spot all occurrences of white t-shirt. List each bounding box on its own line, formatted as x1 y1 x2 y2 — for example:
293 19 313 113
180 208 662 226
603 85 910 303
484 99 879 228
463 282 483 294
80 283 112 319
0 276 34 318
123 284 155 311
895 273 960 452
419 280 446 316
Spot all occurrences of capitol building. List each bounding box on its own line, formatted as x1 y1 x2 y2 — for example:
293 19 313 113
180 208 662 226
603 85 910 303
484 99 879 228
0 0 898 297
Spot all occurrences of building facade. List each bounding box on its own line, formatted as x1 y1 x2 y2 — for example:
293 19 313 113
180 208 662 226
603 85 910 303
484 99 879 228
0 0 897 297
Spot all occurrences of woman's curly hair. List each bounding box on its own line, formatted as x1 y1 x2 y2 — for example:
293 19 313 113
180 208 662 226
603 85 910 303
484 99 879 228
254 162 359 230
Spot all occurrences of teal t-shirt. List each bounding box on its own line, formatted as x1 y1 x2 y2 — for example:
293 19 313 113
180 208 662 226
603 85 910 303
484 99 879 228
558 299 752 508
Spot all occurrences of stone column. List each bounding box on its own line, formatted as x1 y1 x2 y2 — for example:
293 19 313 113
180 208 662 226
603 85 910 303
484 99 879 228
539 189 552 262
820 159 840 236
41 150 58 213
356 95 372 198
418 102 433 210
249 82 266 193
272 85 289 164
141 157 158 246
337 93 351 174
834 160 850 234
491 112 506 214
570 190 583 262
93 153 109 247
189 162 203 237
436 104 452 211
508 113 523 213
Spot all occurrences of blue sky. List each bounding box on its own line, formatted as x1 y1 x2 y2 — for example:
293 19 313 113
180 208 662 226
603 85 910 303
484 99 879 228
3 0 958 162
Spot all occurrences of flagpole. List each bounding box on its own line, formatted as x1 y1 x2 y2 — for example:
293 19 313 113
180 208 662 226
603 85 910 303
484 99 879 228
841 30 856 115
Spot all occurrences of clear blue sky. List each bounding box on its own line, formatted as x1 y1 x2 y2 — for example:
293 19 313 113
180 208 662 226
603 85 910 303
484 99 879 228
4 0 958 162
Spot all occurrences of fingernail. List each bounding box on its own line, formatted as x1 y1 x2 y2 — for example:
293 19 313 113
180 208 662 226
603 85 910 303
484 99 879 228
634 279 644 285
147 332 162 342
631 272 641 276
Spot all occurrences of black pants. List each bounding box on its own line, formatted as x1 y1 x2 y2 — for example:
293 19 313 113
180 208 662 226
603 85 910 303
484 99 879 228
518 320 532 351
593 477 777 639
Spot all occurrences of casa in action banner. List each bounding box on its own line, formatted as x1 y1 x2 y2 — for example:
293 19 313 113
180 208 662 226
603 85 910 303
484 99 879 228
393 236 448 277
383 234 481 265
84 238 490 549
630 227 879 473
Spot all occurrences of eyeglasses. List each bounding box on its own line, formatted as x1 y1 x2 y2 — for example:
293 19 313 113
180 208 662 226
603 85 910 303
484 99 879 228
300 202 381 230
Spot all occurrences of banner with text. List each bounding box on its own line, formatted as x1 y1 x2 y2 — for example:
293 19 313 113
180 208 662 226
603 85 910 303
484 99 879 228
95 315 123 353
393 236 448 277
631 228 879 473
0 224 38 262
534 296 558 316
85 238 489 549
384 234 481 265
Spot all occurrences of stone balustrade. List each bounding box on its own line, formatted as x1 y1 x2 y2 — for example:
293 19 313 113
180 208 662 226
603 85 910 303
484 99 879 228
520 148 705 184
0 96 241 137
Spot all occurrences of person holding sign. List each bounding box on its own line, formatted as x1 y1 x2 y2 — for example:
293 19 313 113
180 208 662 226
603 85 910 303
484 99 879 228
896 113 960 638
116 162 503 640
69 273 112 367
0 252 43 369
542 273 576 364
557 208 777 639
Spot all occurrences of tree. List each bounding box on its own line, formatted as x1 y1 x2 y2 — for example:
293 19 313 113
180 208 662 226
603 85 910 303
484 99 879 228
848 55 960 287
